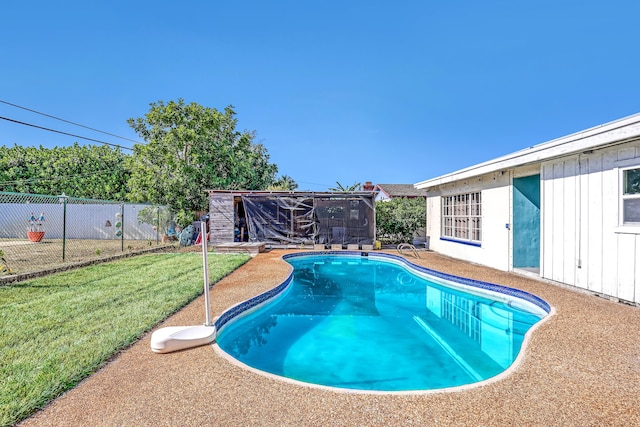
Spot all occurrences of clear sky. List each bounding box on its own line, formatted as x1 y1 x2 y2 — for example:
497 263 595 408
2 1 639 191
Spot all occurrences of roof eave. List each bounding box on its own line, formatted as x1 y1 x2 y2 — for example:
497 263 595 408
415 113 640 190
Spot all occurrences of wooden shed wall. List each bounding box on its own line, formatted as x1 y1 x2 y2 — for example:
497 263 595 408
209 193 235 244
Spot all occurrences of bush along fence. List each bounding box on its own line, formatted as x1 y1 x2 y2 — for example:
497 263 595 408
0 191 174 278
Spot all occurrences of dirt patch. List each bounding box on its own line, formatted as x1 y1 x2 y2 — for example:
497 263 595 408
0 238 178 283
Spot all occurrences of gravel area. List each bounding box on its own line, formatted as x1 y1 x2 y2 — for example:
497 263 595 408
20 250 640 426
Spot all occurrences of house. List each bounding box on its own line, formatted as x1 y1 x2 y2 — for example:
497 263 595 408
374 183 427 202
415 113 640 305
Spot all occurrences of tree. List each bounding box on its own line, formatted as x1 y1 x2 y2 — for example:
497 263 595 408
0 143 129 200
329 181 361 192
268 175 298 191
136 205 173 232
375 197 426 244
126 99 278 224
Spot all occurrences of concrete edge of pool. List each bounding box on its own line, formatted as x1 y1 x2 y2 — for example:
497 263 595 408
211 250 555 395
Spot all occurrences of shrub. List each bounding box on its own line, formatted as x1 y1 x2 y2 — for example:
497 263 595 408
375 197 426 244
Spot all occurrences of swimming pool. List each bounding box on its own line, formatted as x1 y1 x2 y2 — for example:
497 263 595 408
214 252 551 392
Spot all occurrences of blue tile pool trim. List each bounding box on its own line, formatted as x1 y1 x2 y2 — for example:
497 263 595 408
284 251 551 313
215 251 551 334
440 237 482 247
214 272 293 332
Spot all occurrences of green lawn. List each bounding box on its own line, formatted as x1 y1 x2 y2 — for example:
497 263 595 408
0 252 250 426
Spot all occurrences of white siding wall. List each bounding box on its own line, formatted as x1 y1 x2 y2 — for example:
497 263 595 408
425 172 511 271
541 142 640 304
426 143 640 304
375 193 391 202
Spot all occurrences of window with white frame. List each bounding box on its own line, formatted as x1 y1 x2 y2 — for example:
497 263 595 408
442 192 482 243
622 167 640 224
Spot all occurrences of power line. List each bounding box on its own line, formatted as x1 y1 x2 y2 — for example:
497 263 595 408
0 99 143 145
0 169 124 187
0 115 134 151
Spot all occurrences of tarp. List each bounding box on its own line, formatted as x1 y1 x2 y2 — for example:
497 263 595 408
241 194 374 245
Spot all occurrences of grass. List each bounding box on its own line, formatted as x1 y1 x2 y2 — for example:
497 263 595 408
0 252 250 426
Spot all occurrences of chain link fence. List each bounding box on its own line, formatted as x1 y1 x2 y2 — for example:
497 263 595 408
0 192 175 278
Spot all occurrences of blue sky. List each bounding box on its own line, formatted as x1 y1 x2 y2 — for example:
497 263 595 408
2 1 639 191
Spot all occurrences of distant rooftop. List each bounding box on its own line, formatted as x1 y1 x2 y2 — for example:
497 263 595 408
374 184 426 198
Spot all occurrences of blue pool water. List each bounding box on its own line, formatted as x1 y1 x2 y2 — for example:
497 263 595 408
215 252 550 392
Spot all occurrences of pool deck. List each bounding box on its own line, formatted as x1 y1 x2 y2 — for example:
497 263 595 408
21 250 640 426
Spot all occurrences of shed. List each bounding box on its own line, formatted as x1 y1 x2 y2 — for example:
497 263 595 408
207 190 376 249
415 113 640 305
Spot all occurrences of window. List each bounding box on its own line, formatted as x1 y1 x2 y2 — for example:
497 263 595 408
442 192 482 243
622 167 640 224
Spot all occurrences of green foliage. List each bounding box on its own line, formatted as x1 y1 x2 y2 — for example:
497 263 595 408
173 210 195 228
375 197 426 244
329 181 361 192
268 175 298 190
137 205 173 230
0 249 11 275
126 99 278 216
0 100 284 223
0 252 250 426
0 143 130 199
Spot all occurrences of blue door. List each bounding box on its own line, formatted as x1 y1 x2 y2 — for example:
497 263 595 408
513 175 540 269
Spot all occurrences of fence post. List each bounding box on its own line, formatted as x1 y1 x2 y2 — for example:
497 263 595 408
59 193 68 261
120 203 125 252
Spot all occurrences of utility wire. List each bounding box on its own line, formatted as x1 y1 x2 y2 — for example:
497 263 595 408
0 169 123 187
0 115 134 151
0 99 143 145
